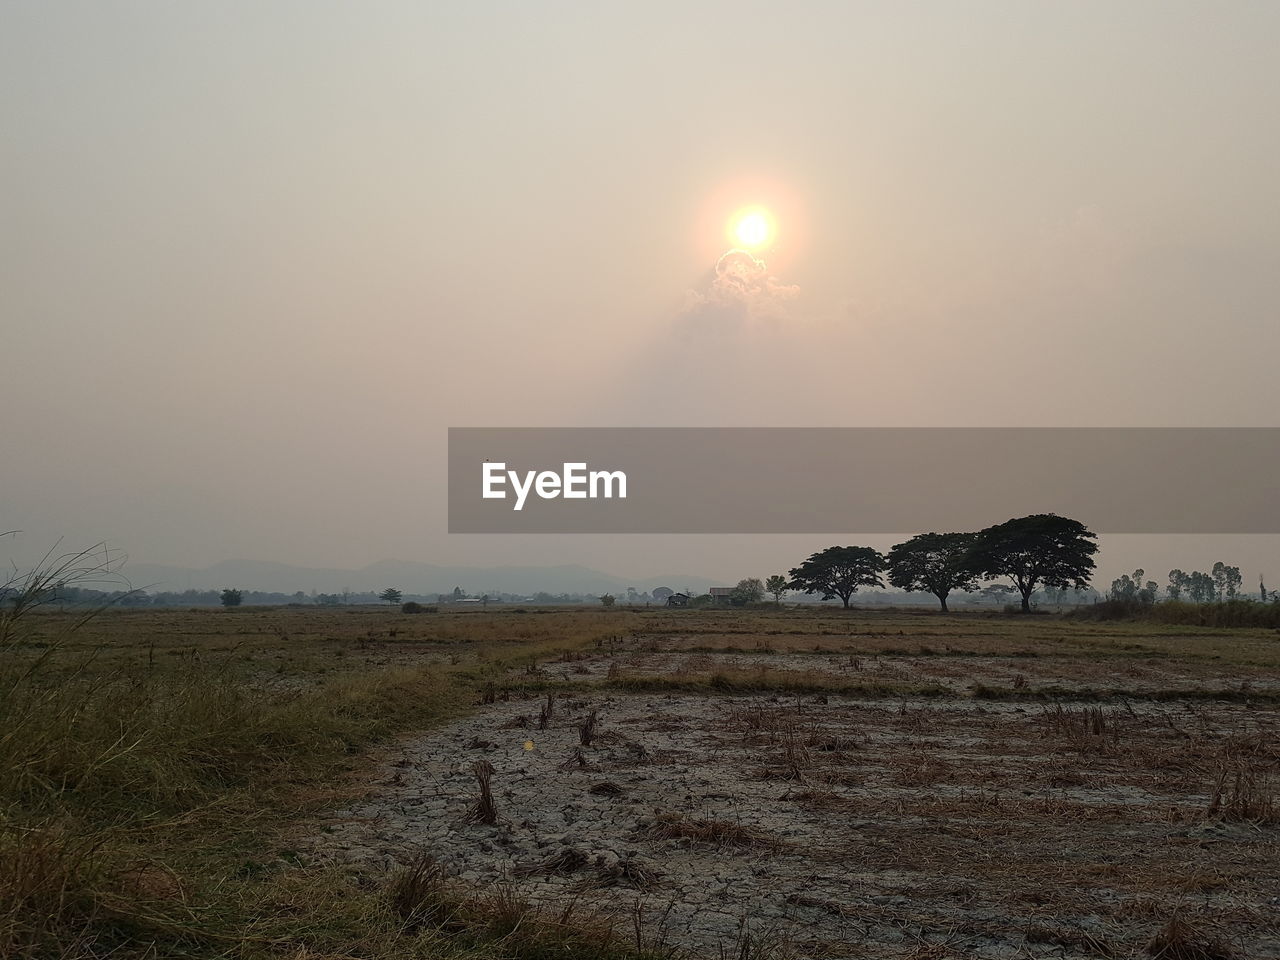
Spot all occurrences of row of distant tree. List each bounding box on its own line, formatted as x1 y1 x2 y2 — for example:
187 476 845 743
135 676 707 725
693 516 1275 614
1108 563 1269 606
7 515 1271 612
763 514 1099 612
3 583 610 608
213 586 609 607
591 515 1097 613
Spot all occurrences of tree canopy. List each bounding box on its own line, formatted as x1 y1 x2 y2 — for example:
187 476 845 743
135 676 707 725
1211 562 1242 601
787 546 887 608
886 532 978 612
965 514 1097 612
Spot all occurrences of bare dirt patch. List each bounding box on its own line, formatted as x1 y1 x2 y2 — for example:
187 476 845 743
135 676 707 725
317 660 1280 958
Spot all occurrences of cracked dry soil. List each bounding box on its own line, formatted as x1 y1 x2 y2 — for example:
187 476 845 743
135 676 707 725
317 652 1280 959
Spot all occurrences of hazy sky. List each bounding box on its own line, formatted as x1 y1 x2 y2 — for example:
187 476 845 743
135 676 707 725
3 2 1278 586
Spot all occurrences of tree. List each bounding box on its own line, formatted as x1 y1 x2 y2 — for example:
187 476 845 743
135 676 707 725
788 546 887 609
600 593 616 607
1211 562 1242 600
1042 584 1094 607
1187 571 1215 604
886 532 978 613
764 574 789 605
1211 562 1228 602
380 587 402 605
965 514 1098 613
652 586 674 603
1208 562 1241 602
1041 585 1068 606
1109 569 1157 606
980 584 1014 605
1167 569 1187 601
220 588 242 607
730 577 764 606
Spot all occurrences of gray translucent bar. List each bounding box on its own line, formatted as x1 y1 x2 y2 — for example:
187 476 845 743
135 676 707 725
448 428 1280 534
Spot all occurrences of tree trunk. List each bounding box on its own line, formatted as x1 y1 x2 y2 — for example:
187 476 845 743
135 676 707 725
937 593 949 613
841 595 852 608
1020 592 1031 613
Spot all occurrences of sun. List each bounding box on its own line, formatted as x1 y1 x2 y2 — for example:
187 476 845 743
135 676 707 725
732 209 772 249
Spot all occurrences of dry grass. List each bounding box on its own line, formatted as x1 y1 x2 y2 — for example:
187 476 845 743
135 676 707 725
775 728 812 781
579 709 599 746
559 747 589 770
0 824 106 958
624 608 1280 674
785 787 844 809
1042 704 1124 753
386 852 676 957
1207 759 1277 824
614 667 954 699
1147 914 1239 960
6 594 1280 958
464 759 498 825
727 703 788 733
513 847 589 878
1 580 640 959
388 852 453 927
641 813 780 850
593 854 661 891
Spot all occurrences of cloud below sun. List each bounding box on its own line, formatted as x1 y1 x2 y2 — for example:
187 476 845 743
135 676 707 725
680 247 800 330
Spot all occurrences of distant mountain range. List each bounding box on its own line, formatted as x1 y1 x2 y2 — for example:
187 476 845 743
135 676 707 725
117 558 721 597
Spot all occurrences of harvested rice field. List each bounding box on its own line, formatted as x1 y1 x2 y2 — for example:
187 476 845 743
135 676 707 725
313 609 1280 959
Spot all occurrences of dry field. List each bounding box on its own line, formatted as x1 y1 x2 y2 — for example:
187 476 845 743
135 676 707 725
4 604 1278 959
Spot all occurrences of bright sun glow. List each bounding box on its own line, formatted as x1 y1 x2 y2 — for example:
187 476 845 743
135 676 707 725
733 210 771 248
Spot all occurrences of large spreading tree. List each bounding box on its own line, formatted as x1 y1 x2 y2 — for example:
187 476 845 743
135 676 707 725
886 532 979 612
965 514 1098 613
788 545 887 608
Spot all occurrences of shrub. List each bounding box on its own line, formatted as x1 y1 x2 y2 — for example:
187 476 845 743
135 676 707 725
1073 599 1280 628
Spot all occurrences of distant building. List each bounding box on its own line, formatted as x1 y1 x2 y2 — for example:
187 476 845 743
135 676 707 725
708 587 734 603
666 592 691 607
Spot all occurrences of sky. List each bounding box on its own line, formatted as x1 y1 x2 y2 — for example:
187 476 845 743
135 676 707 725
3 2 1278 588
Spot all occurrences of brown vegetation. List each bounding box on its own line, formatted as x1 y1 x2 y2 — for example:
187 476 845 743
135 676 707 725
4 599 1278 958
